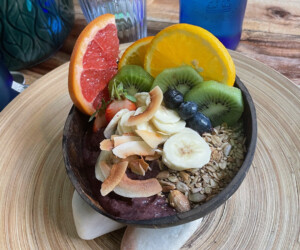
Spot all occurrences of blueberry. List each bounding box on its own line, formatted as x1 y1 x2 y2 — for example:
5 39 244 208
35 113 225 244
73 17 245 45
163 89 184 109
178 101 198 120
186 112 213 135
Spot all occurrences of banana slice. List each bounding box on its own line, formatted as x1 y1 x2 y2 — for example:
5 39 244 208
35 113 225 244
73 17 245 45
180 127 201 136
116 121 123 135
132 106 149 132
162 131 211 171
135 92 150 107
136 118 156 132
153 105 180 124
117 110 136 135
104 109 129 138
135 130 169 148
134 106 147 115
152 118 186 134
95 151 112 181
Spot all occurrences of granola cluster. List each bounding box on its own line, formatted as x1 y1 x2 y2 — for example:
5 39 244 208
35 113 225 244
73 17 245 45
156 123 246 211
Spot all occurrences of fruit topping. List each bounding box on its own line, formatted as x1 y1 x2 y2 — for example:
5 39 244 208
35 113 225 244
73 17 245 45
162 128 211 171
153 105 180 123
163 89 184 109
186 112 213 135
68 14 248 215
152 118 186 135
108 65 153 96
144 23 236 86
151 65 203 95
117 110 136 134
105 99 136 123
118 36 154 69
136 119 156 133
68 14 119 115
184 80 244 127
135 130 169 148
135 92 151 107
104 109 129 139
126 86 163 126
178 101 198 120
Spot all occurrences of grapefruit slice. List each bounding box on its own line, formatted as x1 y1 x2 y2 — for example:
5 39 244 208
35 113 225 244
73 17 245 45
69 14 119 115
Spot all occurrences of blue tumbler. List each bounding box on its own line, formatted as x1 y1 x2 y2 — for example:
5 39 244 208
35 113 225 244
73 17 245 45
180 0 247 50
0 59 27 111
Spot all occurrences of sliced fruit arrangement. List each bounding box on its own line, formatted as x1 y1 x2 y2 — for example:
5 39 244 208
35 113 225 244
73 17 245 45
163 89 184 109
68 14 246 209
162 128 211 171
97 87 212 196
69 14 119 115
104 81 137 127
186 112 212 135
177 101 198 120
151 65 203 95
163 88 213 135
126 86 163 126
144 23 236 86
103 109 130 139
118 36 154 69
184 80 244 127
106 100 136 123
108 65 154 96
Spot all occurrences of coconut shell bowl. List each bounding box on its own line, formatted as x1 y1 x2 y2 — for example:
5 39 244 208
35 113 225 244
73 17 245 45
62 76 257 228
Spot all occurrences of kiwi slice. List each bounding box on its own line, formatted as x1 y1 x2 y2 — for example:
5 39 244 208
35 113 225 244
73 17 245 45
184 80 244 127
151 65 203 95
109 65 154 96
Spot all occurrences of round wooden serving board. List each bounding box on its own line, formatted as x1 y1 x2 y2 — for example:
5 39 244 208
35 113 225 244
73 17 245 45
0 45 299 249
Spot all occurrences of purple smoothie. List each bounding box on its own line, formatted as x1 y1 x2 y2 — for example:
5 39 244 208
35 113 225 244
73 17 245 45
81 125 176 220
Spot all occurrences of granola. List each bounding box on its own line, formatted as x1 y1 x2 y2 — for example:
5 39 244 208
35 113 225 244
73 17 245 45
156 123 246 210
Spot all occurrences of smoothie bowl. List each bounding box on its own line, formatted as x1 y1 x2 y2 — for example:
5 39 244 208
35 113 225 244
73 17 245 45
62 14 257 228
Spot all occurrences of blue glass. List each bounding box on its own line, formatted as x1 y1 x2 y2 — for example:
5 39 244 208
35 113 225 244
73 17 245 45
0 61 12 111
0 59 27 111
180 0 247 50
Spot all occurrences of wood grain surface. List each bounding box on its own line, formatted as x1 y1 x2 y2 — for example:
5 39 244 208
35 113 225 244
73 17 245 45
0 45 299 249
20 0 300 86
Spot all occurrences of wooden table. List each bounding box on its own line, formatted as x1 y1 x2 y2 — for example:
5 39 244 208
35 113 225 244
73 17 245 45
20 0 300 87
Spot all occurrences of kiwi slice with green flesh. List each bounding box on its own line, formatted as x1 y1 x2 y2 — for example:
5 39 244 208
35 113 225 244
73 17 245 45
109 65 154 96
184 80 244 127
151 65 203 95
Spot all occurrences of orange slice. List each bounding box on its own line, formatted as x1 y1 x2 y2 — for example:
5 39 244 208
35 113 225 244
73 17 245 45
118 36 154 69
144 24 236 86
69 14 119 115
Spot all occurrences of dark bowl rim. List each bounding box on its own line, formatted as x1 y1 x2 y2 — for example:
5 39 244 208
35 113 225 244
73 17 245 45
62 76 257 227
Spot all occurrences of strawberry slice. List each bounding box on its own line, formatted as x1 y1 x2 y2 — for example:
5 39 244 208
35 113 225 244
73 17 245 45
105 99 137 122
